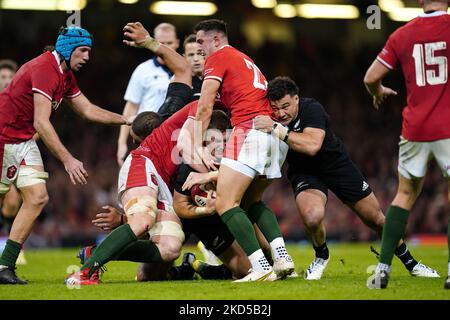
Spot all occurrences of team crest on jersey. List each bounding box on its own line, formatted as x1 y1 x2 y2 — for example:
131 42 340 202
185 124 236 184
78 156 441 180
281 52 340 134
6 165 17 180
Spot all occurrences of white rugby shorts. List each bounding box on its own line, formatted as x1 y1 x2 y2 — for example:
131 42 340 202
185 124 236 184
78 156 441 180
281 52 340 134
398 136 450 179
222 119 288 179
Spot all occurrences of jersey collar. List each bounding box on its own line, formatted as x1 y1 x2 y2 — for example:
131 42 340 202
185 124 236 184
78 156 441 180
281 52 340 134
152 57 173 76
51 51 64 74
419 11 448 18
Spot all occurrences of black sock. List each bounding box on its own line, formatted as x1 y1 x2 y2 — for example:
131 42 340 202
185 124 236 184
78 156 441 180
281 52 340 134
395 242 418 271
313 242 329 260
197 264 232 280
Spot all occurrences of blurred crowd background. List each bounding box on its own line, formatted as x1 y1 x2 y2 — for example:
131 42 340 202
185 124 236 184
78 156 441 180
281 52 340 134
0 0 448 248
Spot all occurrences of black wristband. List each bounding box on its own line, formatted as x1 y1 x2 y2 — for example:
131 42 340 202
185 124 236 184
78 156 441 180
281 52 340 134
283 129 290 142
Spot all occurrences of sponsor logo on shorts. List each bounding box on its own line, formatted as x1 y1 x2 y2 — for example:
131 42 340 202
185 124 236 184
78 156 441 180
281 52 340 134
6 165 17 180
362 181 369 191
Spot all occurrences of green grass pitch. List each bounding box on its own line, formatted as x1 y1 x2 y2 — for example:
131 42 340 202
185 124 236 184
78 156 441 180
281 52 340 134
0 243 448 300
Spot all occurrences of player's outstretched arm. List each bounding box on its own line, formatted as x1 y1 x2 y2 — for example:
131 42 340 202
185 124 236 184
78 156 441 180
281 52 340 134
123 22 191 87
33 93 88 185
364 60 397 109
195 79 220 170
65 93 133 125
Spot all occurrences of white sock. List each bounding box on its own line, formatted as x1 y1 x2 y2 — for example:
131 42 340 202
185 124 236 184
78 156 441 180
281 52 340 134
376 263 391 274
270 237 288 261
448 262 450 277
248 249 271 272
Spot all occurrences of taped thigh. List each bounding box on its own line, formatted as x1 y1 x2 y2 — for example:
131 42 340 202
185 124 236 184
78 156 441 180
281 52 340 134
149 220 185 243
124 196 158 218
16 166 49 188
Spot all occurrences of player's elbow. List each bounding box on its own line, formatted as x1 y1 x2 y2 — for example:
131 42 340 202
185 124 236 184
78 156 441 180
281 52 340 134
363 70 379 86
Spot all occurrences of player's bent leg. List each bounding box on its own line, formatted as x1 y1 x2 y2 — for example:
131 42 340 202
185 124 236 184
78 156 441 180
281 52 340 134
348 192 384 234
150 209 184 262
350 192 439 277
296 189 329 280
296 190 327 245
1 186 26 265
369 174 425 289
0 166 48 285
217 241 251 279
244 179 295 279
2 185 22 220
122 186 159 236
215 162 254 214
216 164 275 281
11 175 48 244
67 187 158 285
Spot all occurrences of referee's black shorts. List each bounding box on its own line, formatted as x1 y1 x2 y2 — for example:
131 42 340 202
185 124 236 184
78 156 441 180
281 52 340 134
181 214 235 257
289 156 372 204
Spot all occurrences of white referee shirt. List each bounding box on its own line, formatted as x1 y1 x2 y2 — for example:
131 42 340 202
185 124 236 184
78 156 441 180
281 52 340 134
124 58 173 113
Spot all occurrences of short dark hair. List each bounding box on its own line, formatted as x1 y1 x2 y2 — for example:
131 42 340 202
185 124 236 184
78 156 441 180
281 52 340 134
267 76 299 101
208 110 231 132
0 59 18 72
132 112 163 141
183 34 197 52
194 19 227 35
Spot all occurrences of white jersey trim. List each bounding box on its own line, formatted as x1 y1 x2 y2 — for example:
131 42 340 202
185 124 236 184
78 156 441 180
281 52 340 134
204 75 223 82
51 51 64 74
65 91 82 99
376 56 394 70
32 88 52 101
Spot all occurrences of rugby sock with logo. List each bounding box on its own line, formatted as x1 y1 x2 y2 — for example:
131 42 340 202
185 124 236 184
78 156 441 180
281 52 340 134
394 242 417 271
379 206 409 266
247 201 288 261
81 224 137 273
0 239 21 268
313 242 329 260
221 207 270 272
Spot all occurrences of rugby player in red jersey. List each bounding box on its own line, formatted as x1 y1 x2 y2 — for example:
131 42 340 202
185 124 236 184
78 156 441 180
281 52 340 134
193 19 295 281
364 0 450 289
0 26 135 285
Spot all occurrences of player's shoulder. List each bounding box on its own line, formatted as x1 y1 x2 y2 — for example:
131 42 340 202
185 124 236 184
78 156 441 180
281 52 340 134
28 52 59 73
300 97 323 109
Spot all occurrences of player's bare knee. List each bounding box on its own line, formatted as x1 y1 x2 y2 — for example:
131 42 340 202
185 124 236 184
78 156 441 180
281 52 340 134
157 239 181 262
216 198 238 214
128 214 154 236
301 207 324 230
28 191 49 209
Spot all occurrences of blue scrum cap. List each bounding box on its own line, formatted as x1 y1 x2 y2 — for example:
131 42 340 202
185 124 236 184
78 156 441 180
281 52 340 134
55 26 93 63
